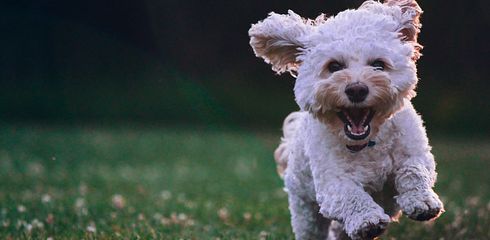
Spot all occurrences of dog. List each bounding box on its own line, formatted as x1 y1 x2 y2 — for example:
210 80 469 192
249 0 444 239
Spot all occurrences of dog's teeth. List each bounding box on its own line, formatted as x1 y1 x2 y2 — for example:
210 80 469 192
347 125 352 132
364 125 369 131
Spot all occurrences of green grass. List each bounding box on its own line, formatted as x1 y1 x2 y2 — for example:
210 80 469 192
0 124 489 239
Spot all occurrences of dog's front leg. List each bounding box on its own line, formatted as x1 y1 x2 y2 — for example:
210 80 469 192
393 153 444 221
392 105 444 221
311 167 390 240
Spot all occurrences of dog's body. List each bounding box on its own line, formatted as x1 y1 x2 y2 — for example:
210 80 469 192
249 1 443 239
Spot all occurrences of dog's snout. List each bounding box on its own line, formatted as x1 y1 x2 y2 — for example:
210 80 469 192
345 82 369 103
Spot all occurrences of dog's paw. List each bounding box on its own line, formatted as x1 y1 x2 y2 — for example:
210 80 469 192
346 211 390 240
396 189 444 221
356 221 388 240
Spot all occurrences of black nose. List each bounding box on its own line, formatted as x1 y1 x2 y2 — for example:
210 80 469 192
345 82 369 103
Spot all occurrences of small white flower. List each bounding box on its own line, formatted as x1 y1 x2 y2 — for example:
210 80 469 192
217 208 229 221
243 212 252 221
42 194 52 203
161 190 172 200
75 198 85 209
25 223 33 232
32 219 44 229
111 194 126 209
17 205 26 213
153 213 163 221
177 213 187 221
86 224 96 233
259 231 269 240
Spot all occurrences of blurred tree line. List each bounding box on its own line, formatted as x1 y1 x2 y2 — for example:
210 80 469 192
0 0 488 134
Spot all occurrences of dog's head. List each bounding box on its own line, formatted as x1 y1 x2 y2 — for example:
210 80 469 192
250 0 422 147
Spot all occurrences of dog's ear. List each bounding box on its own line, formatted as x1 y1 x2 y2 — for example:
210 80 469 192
384 0 422 43
364 0 422 60
249 11 314 75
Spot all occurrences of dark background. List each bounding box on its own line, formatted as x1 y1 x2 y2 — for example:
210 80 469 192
1 0 489 134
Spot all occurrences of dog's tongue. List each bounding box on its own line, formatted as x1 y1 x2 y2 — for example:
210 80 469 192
350 124 365 134
344 108 369 133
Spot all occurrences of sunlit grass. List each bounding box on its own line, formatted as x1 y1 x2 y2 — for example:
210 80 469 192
0 124 488 239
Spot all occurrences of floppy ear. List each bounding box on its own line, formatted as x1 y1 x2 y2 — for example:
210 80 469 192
362 0 423 60
384 0 423 43
249 10 313 75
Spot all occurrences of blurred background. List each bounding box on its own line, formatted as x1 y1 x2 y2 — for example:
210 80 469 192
1 0 489 134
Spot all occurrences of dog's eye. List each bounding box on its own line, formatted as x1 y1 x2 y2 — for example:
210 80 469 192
327 61 345 73
370 60 386 71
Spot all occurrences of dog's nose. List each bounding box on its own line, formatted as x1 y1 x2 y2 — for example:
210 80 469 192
345 82 369 103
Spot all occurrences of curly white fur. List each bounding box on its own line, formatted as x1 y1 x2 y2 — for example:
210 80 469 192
250 1 443 239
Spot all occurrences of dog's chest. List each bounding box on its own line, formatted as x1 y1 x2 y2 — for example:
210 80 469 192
345 150 395 192
346 122 399 192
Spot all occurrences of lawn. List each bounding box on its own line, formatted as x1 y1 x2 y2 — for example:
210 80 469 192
0 123 488 239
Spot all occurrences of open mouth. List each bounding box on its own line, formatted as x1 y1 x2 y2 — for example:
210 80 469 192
337 108 375 140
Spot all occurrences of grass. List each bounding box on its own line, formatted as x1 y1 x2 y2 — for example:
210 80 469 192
0 123 489 239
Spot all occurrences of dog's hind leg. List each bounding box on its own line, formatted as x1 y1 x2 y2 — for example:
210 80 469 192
288 194 330 240
274 111 304 178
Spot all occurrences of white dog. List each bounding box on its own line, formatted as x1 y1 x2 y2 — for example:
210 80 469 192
249 0 443 239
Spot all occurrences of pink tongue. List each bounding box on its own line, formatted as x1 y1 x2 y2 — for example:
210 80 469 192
345 108 369 134
351 124 365 134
